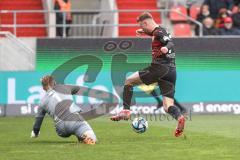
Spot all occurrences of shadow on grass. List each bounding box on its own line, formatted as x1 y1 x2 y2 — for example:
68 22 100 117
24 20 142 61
27 140 77 145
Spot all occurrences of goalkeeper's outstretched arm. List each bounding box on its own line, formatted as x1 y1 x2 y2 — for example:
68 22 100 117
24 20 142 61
31 107 46 138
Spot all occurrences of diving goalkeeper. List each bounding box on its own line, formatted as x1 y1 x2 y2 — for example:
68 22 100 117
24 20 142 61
30 75 97 145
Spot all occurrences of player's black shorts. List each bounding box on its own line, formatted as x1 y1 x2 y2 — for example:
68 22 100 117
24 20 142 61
139 63 176 98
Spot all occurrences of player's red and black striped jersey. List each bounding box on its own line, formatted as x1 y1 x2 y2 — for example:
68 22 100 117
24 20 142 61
151 26 175 66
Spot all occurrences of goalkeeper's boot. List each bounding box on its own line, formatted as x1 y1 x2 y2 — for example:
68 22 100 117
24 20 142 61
175 115 185 137
110 109 131 121
79 131 96 145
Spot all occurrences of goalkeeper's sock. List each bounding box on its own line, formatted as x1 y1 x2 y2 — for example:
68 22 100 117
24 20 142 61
167 106 181 120
123 85 133 110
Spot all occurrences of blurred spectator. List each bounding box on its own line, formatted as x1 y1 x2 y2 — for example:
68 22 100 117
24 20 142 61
203 0 228 19
202 17 218 35
195 5 211 36
234 0 240 5
232 4 240 29
215 8 231 29
225 0 235 11
219 17 240 35
54 0 72 37
195 17 218 36
196 5 211 23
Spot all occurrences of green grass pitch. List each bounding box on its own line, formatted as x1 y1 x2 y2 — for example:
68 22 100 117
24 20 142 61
0 115 240 160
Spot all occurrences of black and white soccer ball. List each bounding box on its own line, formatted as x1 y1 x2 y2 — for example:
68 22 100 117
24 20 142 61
131 117 148 133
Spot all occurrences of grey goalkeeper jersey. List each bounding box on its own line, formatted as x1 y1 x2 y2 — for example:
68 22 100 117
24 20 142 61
33 85 82 134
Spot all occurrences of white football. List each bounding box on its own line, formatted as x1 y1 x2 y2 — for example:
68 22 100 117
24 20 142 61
131 117 148 133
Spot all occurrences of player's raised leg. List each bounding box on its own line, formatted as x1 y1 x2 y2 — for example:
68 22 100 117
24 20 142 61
111 71 143 121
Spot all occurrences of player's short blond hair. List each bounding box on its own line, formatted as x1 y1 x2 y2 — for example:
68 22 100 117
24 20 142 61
137 12 153 22
41 75 56 88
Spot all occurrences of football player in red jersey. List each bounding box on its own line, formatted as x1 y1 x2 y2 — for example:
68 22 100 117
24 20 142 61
111 12 185 137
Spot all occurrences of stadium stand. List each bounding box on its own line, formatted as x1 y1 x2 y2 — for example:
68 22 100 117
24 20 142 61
173 23 192 37
116 0 161 36
0 0 46 37
0 0 240 37
169 5 188 22
190 5 201 20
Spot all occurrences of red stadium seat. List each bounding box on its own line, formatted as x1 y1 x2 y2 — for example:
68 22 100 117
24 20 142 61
173 23 192 37
0 0 46 37
170 5 188 22
190 5 201 20
117 0 161 37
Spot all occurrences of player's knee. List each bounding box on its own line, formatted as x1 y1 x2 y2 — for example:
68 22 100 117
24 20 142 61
56 126 71 138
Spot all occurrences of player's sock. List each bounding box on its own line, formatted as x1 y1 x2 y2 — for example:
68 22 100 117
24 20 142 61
123 85 133 110
150 90 162 107
167 106 181 120
174 99 187 113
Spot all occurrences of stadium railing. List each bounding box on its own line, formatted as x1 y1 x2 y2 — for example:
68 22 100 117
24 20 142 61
0 9 203 37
